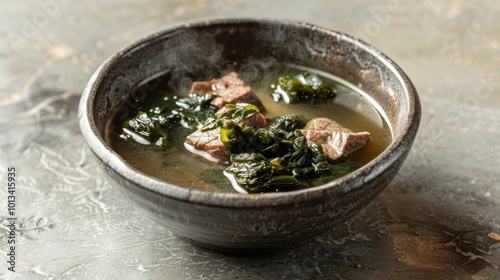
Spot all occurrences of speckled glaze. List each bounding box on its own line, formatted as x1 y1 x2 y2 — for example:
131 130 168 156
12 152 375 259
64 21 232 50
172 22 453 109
78 19 420 255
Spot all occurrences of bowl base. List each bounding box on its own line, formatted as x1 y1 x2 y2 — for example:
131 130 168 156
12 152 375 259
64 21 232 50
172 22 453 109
176 235 312 257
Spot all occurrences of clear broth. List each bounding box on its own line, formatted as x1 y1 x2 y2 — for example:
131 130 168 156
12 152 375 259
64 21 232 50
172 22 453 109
106 68 392 193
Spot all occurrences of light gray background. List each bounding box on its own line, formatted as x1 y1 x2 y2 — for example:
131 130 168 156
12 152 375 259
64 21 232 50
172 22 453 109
1 0 499 279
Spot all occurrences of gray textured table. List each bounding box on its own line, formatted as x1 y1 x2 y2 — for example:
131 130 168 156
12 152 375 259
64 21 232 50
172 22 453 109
1 1 499 279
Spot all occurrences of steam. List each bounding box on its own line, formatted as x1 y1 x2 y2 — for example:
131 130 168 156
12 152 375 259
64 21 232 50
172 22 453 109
157 22 306 93
163 30 226 92
109 22 307 134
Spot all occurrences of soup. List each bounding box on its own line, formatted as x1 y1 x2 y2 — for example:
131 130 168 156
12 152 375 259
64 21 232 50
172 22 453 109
106 67 392 194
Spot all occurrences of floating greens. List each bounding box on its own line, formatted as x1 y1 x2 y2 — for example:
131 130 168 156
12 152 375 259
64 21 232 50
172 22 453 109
270 72 338 105
201 103 260 132
120 93 217 149
119 71 363 194
218 112 360 193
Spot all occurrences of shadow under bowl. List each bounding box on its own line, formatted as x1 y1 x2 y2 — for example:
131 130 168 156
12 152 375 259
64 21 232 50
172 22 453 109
78 19 421 255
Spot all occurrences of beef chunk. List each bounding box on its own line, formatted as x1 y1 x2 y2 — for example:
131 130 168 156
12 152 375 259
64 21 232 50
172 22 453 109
190 72 265 112
185 127 230 162
300 118 370 160
302 117 350 132
185 104 267 163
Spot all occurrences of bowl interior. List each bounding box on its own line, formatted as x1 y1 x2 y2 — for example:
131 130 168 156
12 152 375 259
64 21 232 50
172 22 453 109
83 19 419 203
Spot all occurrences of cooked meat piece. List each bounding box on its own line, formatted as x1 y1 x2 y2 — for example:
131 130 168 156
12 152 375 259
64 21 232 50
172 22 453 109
185 104 267 162
185 127 230 162
300 118 370 160
241 112 267 128
302 117 351 132
190 72 265 112
215 103 267 128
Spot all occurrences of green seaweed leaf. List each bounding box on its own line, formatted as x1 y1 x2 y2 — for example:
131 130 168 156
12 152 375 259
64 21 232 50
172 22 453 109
121 93 216 149
270 71 337 105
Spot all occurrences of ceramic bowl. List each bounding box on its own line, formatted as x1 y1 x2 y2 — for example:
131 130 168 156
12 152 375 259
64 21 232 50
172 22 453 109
79 19 420 255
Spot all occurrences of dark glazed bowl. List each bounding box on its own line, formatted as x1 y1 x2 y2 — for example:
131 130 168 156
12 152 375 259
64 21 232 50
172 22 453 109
79 19 420 255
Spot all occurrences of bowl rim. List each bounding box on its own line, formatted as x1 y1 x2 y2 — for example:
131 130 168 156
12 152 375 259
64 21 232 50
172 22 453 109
78 18 421 208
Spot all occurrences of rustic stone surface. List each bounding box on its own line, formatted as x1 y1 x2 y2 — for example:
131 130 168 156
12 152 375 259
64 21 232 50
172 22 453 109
0 0 499 278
